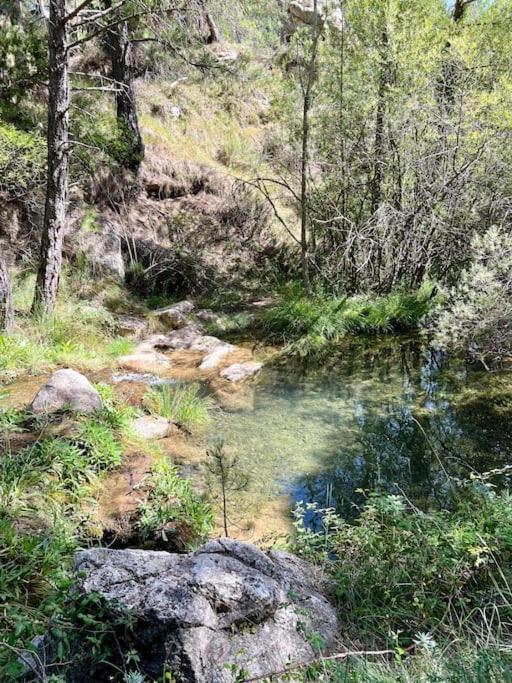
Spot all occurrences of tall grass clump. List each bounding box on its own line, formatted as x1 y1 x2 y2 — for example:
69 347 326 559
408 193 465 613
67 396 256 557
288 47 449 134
0 271 134 380
143 383 214 431
262 284 436 357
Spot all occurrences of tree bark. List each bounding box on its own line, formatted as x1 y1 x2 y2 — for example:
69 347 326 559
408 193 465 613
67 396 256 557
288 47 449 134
370 29 389 216
104 14 144 172
32 0 69 315
0 254 13 332
300 0 320 292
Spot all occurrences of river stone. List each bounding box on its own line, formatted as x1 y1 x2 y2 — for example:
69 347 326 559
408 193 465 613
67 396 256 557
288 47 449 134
30 369 102 415
118 350 172 374
141 324 205 351
220 361 263 382
153 300 195 329
116 315 149 340
73 538 338 682
199 343 235 370
131 416 170 440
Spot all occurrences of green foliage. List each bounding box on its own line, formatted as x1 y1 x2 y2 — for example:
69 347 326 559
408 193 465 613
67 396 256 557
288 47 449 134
143 383 214 432
430 226 512 368
294 484 512 651
0 403 132 676
0 21 47 121
204 439 250 537
137 454 213 549
0 272 133 380
262 284 436 356
0 122 45 199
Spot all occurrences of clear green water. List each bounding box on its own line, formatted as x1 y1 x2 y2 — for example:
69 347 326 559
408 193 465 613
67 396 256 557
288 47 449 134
213 338 512 526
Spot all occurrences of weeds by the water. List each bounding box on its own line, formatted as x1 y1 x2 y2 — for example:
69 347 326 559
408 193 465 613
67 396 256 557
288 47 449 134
262 284 437 357
143 383 214 432
290 481 512 682
138 453 212 549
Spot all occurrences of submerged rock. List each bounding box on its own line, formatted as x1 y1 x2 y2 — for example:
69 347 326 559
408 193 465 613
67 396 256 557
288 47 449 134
195 308 225 329
30 369 102 415
131 415 170 440
73 538 338 682
220 361 263 382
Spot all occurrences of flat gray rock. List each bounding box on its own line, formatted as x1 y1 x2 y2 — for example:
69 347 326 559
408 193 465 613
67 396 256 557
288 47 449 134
199 344 235 370
30 369 102 415
131 416 170 440
220 361 263 382
73 538 338 682
154 301 195 329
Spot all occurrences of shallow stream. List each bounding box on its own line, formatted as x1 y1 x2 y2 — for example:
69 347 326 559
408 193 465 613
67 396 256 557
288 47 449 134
213 337 512 532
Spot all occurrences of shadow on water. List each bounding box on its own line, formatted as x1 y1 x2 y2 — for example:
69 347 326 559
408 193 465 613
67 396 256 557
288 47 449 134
214 336 512 529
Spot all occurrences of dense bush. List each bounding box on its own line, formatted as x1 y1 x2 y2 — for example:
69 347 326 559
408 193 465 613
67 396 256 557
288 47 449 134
294 484 512 650
430 227 512 368
0 122 45 199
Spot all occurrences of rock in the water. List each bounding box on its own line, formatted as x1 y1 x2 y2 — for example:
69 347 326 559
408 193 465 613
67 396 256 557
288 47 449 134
154 300 194 329
220 361 263 382
141 324 205 352
118 351 172 374
30 369 102 415
199 343 235 370
116 315 149 340
73 538 338 682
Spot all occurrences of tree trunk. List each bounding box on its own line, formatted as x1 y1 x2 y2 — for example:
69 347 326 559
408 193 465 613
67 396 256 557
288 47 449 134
104 15 144 172
300 0 320 292
0 255 13 332
32 0 69 315
370 29 389 216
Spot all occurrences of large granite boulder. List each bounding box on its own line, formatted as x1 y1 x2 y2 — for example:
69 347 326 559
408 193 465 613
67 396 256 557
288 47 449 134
73 538 338 682
30 369 102 415
153 300 195 330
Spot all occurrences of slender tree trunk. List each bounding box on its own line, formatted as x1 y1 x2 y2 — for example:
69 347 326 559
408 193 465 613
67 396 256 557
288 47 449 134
0 255 13 332
300 0 320 292
104 14 144 172
32 0 69 315
370 29 389 216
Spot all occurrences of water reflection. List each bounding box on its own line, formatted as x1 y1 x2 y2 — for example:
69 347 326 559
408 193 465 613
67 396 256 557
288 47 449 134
214 338 512 526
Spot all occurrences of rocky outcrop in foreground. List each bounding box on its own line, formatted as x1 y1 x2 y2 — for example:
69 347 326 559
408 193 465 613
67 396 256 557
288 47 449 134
73 538 338 682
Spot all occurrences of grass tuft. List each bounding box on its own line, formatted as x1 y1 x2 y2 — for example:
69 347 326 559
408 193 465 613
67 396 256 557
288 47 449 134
143 383 214 432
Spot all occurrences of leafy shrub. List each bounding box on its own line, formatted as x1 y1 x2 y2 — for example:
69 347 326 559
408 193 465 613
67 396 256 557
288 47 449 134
294 485 512 650
143 383 213 431
0 22 47 119
430 226 512 368
0 122 45 199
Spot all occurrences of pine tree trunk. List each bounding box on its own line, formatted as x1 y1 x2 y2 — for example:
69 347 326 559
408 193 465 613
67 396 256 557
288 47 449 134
105 17 144 172
0 254 13 332
32 0 69 315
